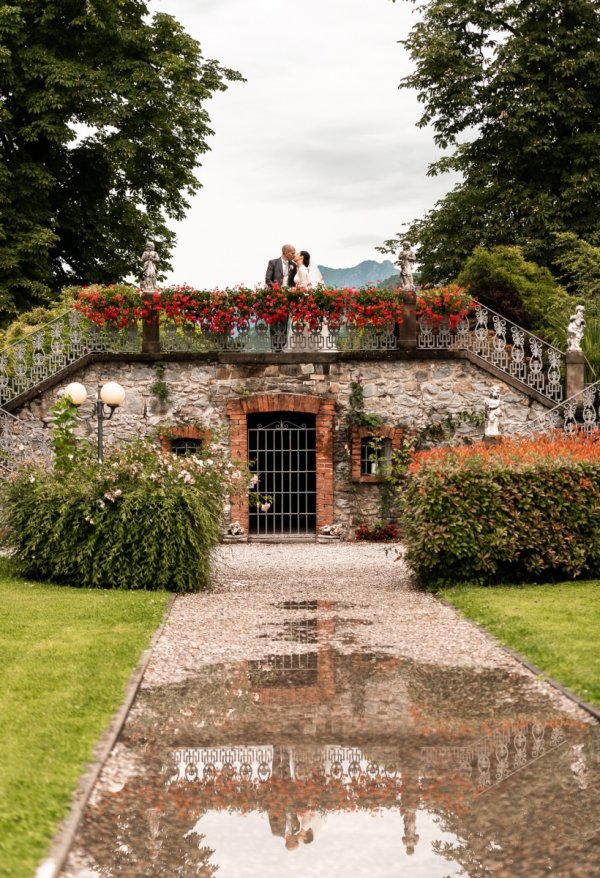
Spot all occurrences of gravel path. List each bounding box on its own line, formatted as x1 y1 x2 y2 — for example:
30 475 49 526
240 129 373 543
142 542 588 721
57 542 595 878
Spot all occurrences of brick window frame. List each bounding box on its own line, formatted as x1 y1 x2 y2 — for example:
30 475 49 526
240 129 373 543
226 393 335 534
351 425 404 483
158 425 212 455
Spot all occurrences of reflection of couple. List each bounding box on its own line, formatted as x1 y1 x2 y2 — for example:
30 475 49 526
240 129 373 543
267 747 319 851
265 244 324 289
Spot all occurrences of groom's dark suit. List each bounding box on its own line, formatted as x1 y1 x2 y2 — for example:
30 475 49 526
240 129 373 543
265 256 297 288
264 255 295 351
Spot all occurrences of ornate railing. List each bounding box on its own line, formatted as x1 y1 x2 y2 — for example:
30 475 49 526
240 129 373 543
0 304 568 408
417 304 565 402
0 408 52 473
160 319 396 354
525 380 600 437
0 311 142 406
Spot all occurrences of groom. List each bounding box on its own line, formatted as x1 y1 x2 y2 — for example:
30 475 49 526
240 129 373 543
264 244 297 351
265 243 297 289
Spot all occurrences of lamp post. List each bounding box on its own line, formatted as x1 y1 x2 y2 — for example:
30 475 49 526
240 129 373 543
64 381 126 462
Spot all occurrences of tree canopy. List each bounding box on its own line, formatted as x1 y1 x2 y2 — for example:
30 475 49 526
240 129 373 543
381 0 600 282
0 0 242 321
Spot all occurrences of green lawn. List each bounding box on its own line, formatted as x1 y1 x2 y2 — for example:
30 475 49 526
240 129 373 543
442 580 600 708
0 560 169 878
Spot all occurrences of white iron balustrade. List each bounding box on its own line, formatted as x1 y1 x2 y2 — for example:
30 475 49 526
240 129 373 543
0 311 142 406
417 304 564 402
524 379 600 437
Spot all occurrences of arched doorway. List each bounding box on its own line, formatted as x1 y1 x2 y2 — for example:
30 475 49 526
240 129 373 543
247 411 316 537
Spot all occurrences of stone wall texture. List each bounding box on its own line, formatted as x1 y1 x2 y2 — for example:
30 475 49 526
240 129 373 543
16 356 548 535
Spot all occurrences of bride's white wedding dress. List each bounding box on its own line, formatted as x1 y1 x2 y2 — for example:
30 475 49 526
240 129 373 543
288 260 327 349
294 263 323 287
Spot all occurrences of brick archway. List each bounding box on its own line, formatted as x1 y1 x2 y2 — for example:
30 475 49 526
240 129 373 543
226 394 335 535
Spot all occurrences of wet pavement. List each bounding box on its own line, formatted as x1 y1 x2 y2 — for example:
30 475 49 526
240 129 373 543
61 545 600 878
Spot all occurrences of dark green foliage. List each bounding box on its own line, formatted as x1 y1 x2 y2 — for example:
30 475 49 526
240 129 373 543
1 440 233 591
0 1 242 321
383 0 600 281
554 233 600 302
457 247 572 345
403 440 600 588
49 396 79 471
554 234 600 378
150 362 170 402
346 381 383 434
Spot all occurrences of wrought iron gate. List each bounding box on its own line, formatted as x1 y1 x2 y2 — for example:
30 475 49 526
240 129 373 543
248 412 317 537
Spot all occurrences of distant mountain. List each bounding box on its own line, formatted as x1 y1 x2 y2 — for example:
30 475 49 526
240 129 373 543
318 259 399 289
377 273 402 290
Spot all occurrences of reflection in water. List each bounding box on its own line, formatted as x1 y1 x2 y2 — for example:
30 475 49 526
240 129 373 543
63 607 600 878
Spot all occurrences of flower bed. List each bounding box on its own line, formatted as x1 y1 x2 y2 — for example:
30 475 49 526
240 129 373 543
355 522 400 541
73 284 468 335
416 284 475 329
403 435 600 588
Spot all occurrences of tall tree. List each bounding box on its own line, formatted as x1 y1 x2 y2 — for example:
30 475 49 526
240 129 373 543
381 0 600 282
0 0 242 320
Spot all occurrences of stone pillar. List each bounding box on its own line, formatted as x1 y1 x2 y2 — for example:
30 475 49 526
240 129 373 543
396 303 417 351
142 292 160 355
565 350 585 400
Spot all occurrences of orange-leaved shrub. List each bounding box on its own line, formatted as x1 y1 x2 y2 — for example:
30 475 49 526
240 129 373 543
403 435 600 588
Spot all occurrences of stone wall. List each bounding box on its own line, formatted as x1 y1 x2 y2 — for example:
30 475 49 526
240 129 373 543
17 356 547 534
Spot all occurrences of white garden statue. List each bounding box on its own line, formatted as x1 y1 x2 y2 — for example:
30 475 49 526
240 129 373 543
567 305 585 352
141 240 159 292
397 240 415 291
484 385 503 438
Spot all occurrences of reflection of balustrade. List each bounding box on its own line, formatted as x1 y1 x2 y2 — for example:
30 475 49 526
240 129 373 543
169 745 406 787
421 721 570 795
525 380 600 437
417 305 564 402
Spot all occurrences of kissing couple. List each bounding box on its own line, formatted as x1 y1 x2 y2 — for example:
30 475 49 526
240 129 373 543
265 244 324 289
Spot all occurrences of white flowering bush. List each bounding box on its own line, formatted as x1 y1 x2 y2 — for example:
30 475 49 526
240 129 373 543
2 440 246 591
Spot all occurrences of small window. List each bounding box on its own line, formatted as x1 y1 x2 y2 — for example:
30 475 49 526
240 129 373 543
171 437 203 457
360 436 391 476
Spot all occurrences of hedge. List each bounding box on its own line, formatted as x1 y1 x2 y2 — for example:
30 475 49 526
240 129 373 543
1 440 241 592
403 436 600 588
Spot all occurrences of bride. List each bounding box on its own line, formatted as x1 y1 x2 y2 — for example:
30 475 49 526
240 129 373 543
288 250 328 349
292 250 323 287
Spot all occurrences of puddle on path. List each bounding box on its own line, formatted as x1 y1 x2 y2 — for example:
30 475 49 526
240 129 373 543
62 612 599 878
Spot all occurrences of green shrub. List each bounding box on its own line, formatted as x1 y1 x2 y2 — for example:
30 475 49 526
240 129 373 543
0 287 81 347
554 233 600 380
457 246 572 346
403 436 600 589
1 440 242 592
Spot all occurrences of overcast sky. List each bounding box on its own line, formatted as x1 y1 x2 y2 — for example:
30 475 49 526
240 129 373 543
148 0 456 288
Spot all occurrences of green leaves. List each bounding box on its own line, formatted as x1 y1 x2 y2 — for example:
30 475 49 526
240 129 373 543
0 0 243 320
1 439 234 592
384 0 600 281
403 449 600 589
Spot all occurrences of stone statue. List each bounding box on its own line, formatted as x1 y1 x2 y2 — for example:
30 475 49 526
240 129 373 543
567 305 585 352
396 241 415 291
141 240 159 292
484 385 503 438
